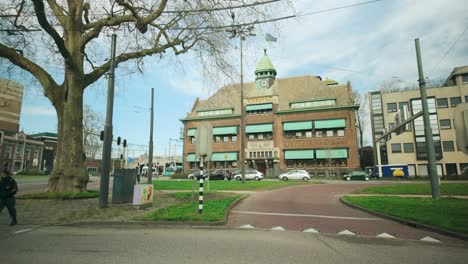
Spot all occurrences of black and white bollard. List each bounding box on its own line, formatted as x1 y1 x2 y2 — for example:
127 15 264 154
198 174 204 214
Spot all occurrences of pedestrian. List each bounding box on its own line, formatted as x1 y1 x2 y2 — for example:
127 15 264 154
0 170 18 226
136 166 140 184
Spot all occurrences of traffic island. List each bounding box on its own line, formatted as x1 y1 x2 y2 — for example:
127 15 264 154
341 195 468 241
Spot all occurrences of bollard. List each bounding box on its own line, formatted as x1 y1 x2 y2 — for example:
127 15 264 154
198 174 204 214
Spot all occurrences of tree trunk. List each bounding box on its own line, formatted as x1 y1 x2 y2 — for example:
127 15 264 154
47 75 89 192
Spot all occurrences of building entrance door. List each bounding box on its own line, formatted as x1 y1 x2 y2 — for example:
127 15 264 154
256 160 266 176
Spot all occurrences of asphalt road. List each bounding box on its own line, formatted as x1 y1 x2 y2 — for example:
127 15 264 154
0 226 466 264
226 183 466 244
15 176 102 195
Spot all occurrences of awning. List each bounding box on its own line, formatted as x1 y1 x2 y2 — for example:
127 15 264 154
315 149 348 159
211 152 238 161
284 150 314 159
283 121 313 131
314 119 346 129
213 126 238 135
246 103 273 111
187 128 197 137
186 154 199 162
246 124 273 133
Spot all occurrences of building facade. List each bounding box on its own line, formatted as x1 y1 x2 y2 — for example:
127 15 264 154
369 66 468 177
181 51 360 177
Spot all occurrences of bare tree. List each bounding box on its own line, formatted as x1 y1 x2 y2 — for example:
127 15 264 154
378 80 401 93
0 0 290 192
352 90 368 149
83 104 102 159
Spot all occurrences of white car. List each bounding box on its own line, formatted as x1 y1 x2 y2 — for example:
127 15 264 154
232 169 264 181
279 170 311 181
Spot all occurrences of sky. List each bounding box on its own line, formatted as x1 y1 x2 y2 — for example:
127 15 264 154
3 0 468 158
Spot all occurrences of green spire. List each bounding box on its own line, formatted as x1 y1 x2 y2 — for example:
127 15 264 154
255 49 277 76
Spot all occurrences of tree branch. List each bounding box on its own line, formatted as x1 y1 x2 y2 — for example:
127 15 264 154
31 0 74 69
0 43 60 104
46 0 66 27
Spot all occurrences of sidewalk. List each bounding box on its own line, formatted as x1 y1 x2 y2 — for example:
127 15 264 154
0 190 180 226
345 194 468 199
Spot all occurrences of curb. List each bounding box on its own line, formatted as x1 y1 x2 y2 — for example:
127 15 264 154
340 196 468 241
62 193 251 228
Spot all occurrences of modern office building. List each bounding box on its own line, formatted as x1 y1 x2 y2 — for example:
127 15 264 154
181 51 360 177
369 66 468 177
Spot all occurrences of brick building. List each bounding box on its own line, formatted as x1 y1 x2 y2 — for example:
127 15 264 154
180 51 360 178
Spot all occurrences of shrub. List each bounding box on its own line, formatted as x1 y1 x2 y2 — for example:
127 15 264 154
171 172 190 179
14 171 45 176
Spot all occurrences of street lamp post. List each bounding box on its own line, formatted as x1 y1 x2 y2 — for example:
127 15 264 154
226 16 256 184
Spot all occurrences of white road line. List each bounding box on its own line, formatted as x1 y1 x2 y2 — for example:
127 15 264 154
231 211 381 221
14 229 33 234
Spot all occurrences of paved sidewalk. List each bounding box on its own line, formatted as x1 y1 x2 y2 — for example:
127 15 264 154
0 190 179 226
345 194 468 199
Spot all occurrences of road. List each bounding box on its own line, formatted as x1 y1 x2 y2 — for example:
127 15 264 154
15 176 103 195
0 226 466 264
227 183 466 244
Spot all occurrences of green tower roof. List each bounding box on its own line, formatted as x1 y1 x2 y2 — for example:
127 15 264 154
255 49 277 74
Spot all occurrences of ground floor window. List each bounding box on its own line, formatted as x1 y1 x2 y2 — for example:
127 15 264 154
190 162 196 169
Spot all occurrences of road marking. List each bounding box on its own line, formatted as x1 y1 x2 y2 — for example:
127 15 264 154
338 230 356 236
239 224 255 229
14 229 33 234
303 228 320 233
231 211 381 221
420 236 441 243
271 226 286 231
377 233 396 239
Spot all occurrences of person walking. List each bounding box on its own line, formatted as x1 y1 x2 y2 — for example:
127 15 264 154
0 170 18 226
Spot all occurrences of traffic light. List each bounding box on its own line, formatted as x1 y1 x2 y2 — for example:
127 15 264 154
123 139 127 148
117 136 121 145
100 130 104 141
453 103 468 154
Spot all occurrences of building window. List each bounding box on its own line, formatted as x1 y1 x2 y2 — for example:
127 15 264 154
391 143 402 153
295 132 302 139
266 133 273 140
387 103 397 113
316 131 323 138
337 130 345 137
268 151 272 158
326 130 333 137
215 136 221 143
249 152 253 158
403 143 414 153
437 98 448 108
232 135 237 142
305 131 312 138
443 141 455 152
191 137 196 144
248 134 255 141
285 132 292 139
190 162 196 169
223 136 229 142
307 159 314 167
257 134 264 140
439 119 451 129
286 160 293 167
317 160 325 167
399 102 409 112
253 152 257 158
450 97 461 107
465 95 468 103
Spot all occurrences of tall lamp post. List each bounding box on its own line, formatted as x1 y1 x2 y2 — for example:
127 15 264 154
226 15 256 184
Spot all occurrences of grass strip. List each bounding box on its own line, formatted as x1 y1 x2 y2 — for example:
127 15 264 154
153 180 315 191
352 183 468 195
18 190 99 200
143 192 240 222
343 196 468 235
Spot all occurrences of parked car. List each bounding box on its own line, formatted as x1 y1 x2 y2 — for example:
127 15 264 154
187 170 206 180
343 171 369 181
207 170 232 180
279 170 311 181
232 169 264 181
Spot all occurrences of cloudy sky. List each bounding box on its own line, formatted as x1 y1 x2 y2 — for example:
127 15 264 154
6 0 468 157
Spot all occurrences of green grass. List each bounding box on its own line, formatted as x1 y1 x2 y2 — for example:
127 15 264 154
154 180 316 191
352 183 468 195
143 192 240 222
344 196 468 235
18 190 99 199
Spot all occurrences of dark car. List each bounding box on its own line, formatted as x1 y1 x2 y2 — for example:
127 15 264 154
207 170 231 180
343 171 370 181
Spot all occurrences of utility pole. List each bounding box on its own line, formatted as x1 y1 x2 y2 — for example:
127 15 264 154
414 38 439 200
100 33 117 208
148 88 154 183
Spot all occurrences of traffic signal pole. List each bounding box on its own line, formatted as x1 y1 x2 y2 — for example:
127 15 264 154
415 38 439 200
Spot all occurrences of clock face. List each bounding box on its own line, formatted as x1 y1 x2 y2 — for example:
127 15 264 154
260 79 268 88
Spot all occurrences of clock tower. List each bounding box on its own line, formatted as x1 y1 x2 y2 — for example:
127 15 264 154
255 49 277 89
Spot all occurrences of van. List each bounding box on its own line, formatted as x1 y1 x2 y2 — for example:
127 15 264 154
141 166 158 177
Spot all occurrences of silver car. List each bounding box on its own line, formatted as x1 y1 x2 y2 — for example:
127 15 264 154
232 169 264 181
279 170 311 181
